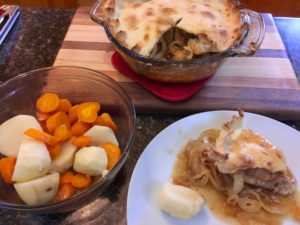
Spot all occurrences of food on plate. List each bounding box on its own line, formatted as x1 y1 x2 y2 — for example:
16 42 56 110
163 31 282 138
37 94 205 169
73 146 108 176
99 0 242 60
0 115 42 157
158 182 205 219
0 93 121 205
171 111 299 224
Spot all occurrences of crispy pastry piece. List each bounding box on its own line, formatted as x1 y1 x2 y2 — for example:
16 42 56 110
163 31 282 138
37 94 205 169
211 111 296 195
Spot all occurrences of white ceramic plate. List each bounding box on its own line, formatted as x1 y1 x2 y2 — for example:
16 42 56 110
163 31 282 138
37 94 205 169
127 111 300 225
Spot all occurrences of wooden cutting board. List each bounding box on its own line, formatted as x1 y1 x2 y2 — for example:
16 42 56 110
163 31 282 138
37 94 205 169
54 7 300 119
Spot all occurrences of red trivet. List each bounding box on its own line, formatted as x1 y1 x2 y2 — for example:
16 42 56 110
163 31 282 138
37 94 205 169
111 51 212 102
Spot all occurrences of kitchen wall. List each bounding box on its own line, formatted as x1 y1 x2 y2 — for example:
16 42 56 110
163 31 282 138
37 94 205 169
0 0 299 17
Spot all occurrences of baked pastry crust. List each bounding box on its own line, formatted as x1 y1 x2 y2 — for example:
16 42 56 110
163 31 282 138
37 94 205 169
99 0 243 59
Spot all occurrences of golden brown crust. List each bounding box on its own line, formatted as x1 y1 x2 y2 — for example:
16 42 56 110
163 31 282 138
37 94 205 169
100 0 243 58
98 0 116 21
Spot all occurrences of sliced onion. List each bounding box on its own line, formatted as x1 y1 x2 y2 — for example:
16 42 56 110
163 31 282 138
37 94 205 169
233 173 244 194
238 197 261 213
227 193 239 206
242 189 287 215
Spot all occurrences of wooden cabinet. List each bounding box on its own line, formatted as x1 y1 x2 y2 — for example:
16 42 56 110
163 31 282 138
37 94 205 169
0 0 93 8
0 0 299 17
240 0 300 17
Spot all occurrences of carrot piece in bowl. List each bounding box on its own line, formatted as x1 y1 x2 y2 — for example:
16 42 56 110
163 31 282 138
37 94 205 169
24 128 60 146
46 111 70 134
77 102 100 123
0 157 16 184
101 142 121 170
36 93 60 113
72 136 92 148
71 173 92 189
94 113 117 132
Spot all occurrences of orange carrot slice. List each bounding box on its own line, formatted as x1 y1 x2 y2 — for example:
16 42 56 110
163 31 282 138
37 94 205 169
71 136 92 148
24 128 60 146
70 120 91 136
0 157 16 184
60 170 74 184
68 104 79 124
71 173 92 189
56 99 72 113
54 124 71 141
77 102 100 123
46 111 70 134
94 113 117 132
53 183 76 202
36 93 60 113
36 111 51 122
47 143 61 160
100 142 121 170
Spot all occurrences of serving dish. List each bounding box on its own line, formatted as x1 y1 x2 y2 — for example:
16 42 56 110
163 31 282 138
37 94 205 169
90 0 265 83
127 111 300 225
0 66 136 213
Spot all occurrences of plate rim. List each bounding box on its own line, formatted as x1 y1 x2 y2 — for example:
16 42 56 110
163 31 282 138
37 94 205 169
126 110 300 225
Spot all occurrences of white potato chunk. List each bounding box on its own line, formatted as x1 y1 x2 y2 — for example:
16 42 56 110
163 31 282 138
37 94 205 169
14 173 59 206
73 146 108 176
0 115 42 157
158 182 205 219
50 141 77 173
84 125 119 147
12 139 51 182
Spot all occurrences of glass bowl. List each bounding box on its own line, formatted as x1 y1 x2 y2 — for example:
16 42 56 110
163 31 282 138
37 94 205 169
90 0 265 83
0 66 136 213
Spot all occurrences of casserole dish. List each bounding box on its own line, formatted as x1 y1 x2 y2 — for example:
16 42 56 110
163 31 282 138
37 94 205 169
90 0 265 83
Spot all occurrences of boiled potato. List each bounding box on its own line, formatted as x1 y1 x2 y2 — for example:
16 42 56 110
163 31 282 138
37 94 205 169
12 139 51 182
158 182 205 219
0 115 42 157
84 125 119 146
14 173 59 206
73 146 108 176
50 140 77 173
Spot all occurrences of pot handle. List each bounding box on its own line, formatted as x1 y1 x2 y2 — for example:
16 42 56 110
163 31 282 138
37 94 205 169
228 9 265 56
90 0 104 26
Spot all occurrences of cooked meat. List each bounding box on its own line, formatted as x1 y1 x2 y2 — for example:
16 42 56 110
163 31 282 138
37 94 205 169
243 168 296 196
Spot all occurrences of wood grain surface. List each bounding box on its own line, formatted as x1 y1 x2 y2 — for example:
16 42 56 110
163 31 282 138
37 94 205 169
54 7 300 119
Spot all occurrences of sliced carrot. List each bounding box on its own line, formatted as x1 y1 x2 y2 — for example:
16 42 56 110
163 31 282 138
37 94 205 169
56 99 72 113
60 170 74 184
46 111 70 134
24 128 60 146
94 113 117 132
71 173 92 189
70 120 91 136
0 157 16 184
100 142 121 170
39 121 51 133
54 124 71 141
36 93 60 113
68 104 79 124
47 143 61 160
77 102 100 123
53 183 76 202
36 111 51 122
71 136 92 148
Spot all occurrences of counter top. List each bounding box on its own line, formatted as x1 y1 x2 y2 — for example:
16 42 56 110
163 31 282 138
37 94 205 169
0 8 299 225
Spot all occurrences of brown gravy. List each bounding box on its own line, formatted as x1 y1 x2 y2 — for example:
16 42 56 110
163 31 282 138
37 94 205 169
172 148 300 225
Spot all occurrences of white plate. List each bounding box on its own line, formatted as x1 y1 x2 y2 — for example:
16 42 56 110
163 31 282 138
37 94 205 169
127 111 300 225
